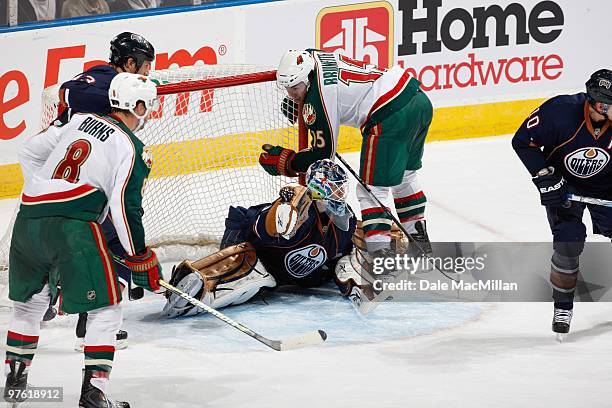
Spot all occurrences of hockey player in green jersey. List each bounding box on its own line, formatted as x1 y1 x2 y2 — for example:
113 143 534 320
259 49 433 258
4 73 162 408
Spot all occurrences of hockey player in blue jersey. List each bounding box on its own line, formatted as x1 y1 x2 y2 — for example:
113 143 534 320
162 160 374 317
57 32 155 124
53 32 155 350
512 69 612 336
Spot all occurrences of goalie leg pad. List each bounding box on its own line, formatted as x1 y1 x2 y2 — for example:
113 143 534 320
163 243 276 317
334 254 374 300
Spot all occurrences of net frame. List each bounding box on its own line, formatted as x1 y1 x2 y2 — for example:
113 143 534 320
0 64 307 272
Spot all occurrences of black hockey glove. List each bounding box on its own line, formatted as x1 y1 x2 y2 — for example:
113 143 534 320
281 97 298 124
532 167 568 207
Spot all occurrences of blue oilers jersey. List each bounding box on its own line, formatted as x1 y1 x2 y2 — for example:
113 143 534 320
58 65 118 123
513 93 612 199
221 203 356 287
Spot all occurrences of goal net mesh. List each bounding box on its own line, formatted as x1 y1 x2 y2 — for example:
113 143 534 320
0 64 303 279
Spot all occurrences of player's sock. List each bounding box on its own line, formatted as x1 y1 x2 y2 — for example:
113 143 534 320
75 312 128 352
393 191 426 233
5 285 51 377
391 170 427 233
4 331 36 404
83 345 114 393
82 304 122 394
5 331 38 374
357 184 393 253
550 252 578 308
4 287 50 404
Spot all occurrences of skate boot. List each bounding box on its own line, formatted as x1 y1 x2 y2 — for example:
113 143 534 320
79 370 130 408
552 307 573 342
408 220 433 258
369 247 398 302
4 360 28 405
115 330 128 350
371 247 397 279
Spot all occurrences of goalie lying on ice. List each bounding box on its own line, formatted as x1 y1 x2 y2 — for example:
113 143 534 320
163 160 376 317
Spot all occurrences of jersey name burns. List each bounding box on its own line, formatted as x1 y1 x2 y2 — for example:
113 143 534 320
77 117 116 142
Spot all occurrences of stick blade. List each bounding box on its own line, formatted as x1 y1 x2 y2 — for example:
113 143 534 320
272 330 327 351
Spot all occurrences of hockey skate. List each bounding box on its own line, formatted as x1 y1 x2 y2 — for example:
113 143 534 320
79 370 129 408
552 307 573 342
407 220 433 259
4 360 28 407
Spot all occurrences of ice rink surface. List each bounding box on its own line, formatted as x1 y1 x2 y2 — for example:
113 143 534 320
1 135 612 407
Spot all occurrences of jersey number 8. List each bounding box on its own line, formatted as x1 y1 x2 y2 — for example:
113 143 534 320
52 139 92 183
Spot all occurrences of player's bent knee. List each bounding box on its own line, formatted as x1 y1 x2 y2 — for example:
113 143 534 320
163 243 276 317
553 220 586 258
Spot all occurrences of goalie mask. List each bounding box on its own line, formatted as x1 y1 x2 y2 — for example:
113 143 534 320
306 159 352 231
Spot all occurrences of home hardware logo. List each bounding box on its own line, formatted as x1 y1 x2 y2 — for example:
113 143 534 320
398 0 564 55
316 1 394 69
394 0 566 91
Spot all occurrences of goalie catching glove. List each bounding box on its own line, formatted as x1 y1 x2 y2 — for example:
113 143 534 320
259 144 298 177
124 247 163 293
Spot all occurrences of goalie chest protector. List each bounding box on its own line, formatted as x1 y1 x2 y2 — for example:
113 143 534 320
224 204 355 287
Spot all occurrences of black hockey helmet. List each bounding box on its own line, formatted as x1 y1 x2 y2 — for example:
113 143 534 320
585 69 612 105
109 32 155 71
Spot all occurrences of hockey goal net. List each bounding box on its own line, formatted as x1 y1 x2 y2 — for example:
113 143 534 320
0 64 305 277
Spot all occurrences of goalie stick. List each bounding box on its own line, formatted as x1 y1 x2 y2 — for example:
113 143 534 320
112 255 327 351
159 279 327 351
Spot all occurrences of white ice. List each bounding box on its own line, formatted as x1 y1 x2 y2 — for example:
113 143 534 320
1 135 611 408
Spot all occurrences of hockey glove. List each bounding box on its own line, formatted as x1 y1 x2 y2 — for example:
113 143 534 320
532 167 568 207
125 247 163 293
259 144 298 177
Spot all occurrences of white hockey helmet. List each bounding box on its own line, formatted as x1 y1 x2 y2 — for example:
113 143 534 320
276 50 316 89
109 72 158 130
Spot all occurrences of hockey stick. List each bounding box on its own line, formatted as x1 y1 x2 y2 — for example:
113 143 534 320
158 279 327 351
567 194 612 207
111 255 327 351
334 152 458 283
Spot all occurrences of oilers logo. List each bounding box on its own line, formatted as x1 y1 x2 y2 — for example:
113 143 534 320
284 244 327 278
564 147 610 178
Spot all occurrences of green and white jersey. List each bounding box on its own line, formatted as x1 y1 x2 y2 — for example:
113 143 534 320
292 50 421 172
19 113 151 256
